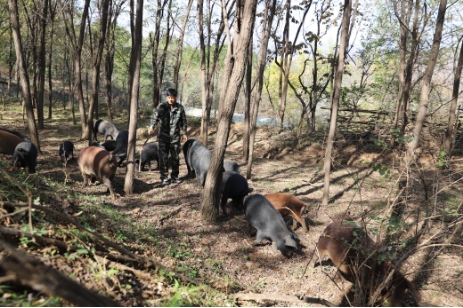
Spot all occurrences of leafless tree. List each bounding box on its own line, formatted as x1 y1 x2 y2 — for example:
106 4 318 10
409 0 448 154
200 0 258 221
7 0 41 150
322 0 352 206
124 0 143 195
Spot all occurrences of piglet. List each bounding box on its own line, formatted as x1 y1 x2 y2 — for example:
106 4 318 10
59 141 74 167
244 194 301 258
12 141 38 174
78 146 118 200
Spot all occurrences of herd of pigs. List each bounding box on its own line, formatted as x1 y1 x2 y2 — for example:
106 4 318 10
0 120 421 306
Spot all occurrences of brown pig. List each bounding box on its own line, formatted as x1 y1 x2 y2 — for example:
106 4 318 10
78 146 118 200
0 130 25 155
263 193 308 232
316 220 421 306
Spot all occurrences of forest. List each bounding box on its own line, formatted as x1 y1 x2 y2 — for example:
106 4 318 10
0 0 463 306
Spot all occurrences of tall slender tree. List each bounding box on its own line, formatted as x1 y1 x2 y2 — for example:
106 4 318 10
443 36 463 156
59 0 92 139
200 0 258 222
322 0 352 206
8 0 41 150
87 0 111 137
124 0 143 194
245 0 277 179
409 0 447 154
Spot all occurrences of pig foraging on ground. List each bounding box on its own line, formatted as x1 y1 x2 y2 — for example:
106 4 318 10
78 146 118 200
93 119 119 141
244 194 301 258
316 220 421 306
12 141 38 174
264 193 308 231
59 141 74 167
221 171 253 215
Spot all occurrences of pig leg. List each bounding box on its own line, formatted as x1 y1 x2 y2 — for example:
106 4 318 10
103 179 117 200
82 173 90 186
253 230 265 245
294 215 309 232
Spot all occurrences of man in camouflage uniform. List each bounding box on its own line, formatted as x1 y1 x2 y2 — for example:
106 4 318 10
148 88 188 185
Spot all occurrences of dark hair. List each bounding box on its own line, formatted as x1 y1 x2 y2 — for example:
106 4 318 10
166 88 177 97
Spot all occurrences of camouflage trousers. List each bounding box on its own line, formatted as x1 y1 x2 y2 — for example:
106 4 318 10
158 140 181 180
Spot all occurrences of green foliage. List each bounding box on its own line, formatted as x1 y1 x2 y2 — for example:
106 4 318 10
437 151 448 168
373 164 391 178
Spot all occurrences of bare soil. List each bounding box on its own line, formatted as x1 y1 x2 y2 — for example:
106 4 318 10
1 114 463 307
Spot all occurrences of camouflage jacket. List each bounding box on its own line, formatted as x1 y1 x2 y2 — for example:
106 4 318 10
149 102 187 143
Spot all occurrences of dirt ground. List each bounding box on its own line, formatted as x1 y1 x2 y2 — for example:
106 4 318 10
1 114 463 307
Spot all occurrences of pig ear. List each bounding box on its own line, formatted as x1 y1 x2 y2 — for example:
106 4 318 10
284 235 298 248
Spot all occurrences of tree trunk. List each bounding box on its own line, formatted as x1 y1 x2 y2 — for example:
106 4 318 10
124 0 143 195
87 0 110 139
409 0 447 154
8 0 41 150
173 0 193 89
59 0 91 139
201 0 257 222
443 37 463 155
276 0 291 129
246 0 276 179
322 0 352 206
243 37 253 160
400 0 422 138
36 0 49 129
47 1 57 120
390 0 409 146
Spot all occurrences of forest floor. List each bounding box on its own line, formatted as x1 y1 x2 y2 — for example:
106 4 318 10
1 107 463 307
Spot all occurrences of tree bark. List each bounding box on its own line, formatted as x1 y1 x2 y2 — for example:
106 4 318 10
36 0 49 129
243 37 253 160
47 1 57 120
322 0 352 206
246 0 276 179
87 0 111 139
390 0 409 146
124 0 143 195
409 0 447 154
201 0 257 222
443 36 463 155
173 0 193 89
8 0 41 151
59 0 91 140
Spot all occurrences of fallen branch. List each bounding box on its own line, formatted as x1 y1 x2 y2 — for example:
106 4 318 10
231 292 336 307
0 240 119 307
158 206 182 226
3 201 201 286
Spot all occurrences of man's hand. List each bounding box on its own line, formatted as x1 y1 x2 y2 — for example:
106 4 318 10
182 135 188 143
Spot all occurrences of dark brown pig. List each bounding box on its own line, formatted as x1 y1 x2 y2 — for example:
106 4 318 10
264 193 308 232
316 220 421 306
78 146 118 200
0 130 25 155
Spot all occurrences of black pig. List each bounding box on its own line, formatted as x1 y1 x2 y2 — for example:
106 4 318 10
93 119 119 141
244 194 301 258
221 171 253 215
59 140 74 167
12 141 38 174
